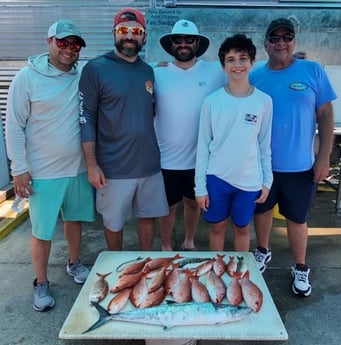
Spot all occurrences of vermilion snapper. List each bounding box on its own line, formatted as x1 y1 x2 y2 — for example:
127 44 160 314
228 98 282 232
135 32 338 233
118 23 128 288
88 272 112 304
110 271 143 293
190 275 210 302
171 268 192 303
226 277 243 305
118 257 151 277
213 254 226 277
204 270 226 303
107 288 131 314
142 253 182 272
238 276 263 312
226 256 237 277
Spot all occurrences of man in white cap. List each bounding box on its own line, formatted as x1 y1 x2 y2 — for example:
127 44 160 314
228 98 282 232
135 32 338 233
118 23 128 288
5 19 95 311
154 19 226 251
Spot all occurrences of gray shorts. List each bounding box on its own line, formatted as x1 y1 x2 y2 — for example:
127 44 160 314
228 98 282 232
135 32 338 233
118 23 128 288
96 172 169 231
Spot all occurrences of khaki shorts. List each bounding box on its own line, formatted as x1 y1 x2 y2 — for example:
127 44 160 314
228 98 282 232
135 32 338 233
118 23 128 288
96 172 169 231
29 172 95 241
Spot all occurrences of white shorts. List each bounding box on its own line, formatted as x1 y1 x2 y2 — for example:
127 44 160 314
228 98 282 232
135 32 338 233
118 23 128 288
96 172 169 231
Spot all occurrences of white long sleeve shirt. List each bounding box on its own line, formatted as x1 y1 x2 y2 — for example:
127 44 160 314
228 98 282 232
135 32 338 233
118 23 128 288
195 87 273 196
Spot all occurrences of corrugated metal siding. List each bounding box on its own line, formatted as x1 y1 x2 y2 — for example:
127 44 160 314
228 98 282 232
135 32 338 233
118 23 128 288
0 0 153 119
164 0 341 6
0 0 152 61
0 67 20 133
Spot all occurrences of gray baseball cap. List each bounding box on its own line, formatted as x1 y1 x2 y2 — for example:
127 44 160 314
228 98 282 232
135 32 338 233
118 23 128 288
48 19 86 47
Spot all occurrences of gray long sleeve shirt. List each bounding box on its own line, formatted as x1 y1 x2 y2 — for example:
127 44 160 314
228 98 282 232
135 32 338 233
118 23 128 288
6 53 86 178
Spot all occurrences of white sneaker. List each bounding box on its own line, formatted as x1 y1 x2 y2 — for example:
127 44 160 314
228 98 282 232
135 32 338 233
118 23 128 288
291 264 312 297
253 247 272 273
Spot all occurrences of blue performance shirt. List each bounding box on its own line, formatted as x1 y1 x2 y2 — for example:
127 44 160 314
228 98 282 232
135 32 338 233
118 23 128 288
250 59 337 172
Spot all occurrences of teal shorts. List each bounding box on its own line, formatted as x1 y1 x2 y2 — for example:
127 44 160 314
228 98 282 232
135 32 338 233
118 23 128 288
29 172 95 240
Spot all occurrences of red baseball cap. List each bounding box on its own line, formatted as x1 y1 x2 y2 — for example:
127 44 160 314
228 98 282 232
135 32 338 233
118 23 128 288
113 7 146 28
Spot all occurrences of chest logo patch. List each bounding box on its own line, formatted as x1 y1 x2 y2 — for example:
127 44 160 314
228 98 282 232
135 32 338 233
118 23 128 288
244 113 258 124
145 80 153 94
289 82 309 91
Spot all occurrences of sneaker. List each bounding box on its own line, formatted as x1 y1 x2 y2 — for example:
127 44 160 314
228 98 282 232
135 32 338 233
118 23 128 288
67 260 89 284
291 264 312 297
33 279 55 311
253 247 272 273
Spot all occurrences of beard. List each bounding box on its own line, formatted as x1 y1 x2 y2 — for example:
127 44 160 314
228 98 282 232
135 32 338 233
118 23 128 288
171 46 197 62
115 39 143 58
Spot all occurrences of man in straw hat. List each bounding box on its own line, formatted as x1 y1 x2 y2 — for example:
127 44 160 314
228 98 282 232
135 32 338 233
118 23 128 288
154 19 226 251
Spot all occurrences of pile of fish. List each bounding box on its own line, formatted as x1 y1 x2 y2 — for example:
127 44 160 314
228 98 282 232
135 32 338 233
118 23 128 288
88 253 263 314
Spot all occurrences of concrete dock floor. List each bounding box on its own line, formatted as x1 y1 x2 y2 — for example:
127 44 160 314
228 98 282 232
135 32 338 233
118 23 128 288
0 188 340 345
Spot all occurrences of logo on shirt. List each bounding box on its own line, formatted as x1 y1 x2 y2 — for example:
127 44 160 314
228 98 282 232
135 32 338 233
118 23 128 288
289 82 309 91
244 113 258 124
145 80 153 94
198 81 207 87
79 91 87 124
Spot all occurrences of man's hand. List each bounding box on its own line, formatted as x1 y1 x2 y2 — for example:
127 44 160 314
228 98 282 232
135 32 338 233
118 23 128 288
196 195 209 212
87 165 107 189
13 172 32 198
255 186 270 204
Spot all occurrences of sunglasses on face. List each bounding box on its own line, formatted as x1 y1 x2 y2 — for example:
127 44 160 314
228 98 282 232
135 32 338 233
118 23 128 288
115 25 145 36
54 38 82 52
170 35 197 45
267 34 295 44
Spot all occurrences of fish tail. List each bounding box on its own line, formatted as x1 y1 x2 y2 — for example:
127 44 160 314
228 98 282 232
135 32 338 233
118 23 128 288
96 271 112 279
82 302 111 334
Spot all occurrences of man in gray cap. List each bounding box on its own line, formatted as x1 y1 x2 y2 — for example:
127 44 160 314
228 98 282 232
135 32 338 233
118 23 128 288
6 19 94 311
154 19 226 251
250 17 336 297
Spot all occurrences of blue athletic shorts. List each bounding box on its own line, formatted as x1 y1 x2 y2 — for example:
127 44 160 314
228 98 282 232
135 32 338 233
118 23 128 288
29 172 95 241
203 175 260 227
254 169 316 223
161 169 195 206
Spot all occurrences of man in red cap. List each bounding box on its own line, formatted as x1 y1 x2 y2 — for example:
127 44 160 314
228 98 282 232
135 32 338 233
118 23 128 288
114 7 146 28
79 8 168 251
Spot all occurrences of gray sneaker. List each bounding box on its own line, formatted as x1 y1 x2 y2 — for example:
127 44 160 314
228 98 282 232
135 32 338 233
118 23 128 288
33 279 55 312
66 260 89 284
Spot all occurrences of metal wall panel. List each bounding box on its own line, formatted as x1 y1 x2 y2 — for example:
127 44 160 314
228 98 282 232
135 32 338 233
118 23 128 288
0 0 151 61
163 0 341 7
0 0 151 118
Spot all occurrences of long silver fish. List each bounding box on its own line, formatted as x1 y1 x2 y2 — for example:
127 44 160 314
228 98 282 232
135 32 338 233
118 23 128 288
83 301 252 333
